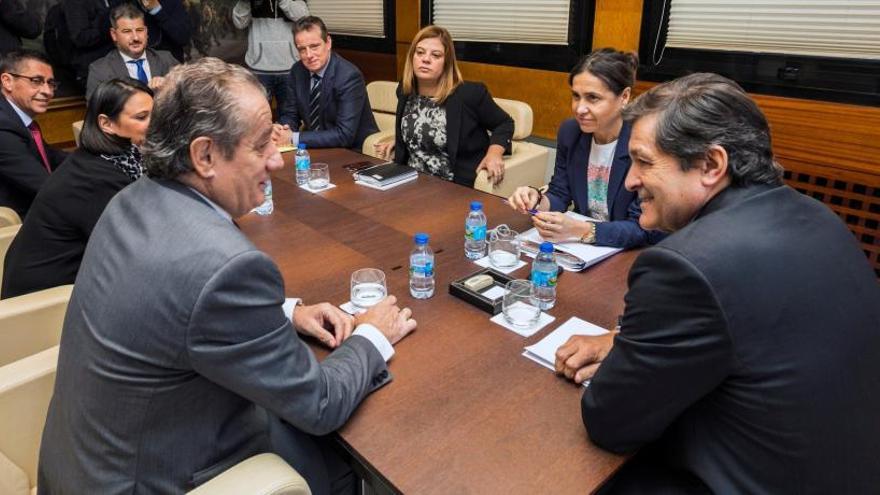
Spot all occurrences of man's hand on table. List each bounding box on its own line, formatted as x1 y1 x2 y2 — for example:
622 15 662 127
555 331 617 384
355 295 417 345
293 302 354 348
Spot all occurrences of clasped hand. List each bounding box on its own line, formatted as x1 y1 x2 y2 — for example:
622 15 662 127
291 296 417 349
554 331 617 384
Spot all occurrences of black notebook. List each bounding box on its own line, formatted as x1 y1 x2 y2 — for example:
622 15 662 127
354 162 418 186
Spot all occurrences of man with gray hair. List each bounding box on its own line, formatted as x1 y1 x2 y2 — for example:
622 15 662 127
554 73 880 492
38 57 416 494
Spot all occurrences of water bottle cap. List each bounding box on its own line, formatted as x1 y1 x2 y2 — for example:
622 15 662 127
297 143 307 150
539 241 554 253
469 201 483 211
414 232 429 244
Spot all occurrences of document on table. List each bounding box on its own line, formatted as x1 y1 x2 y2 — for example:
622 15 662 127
519 211 622 271
522 316 610 387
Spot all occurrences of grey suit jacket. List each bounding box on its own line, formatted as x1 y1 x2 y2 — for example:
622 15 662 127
37 177 390 494
85 48 179 99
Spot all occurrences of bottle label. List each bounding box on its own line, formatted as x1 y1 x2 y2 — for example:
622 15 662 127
531 269 557 288
411 261 434 277
295 156 310 171
465 224 486 241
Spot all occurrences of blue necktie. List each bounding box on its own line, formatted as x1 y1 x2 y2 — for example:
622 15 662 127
127 59 148 84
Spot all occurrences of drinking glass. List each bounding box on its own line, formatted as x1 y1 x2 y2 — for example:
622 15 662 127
488 224 520 269
308 162 330 189
350 268 386 309
502 279 540 329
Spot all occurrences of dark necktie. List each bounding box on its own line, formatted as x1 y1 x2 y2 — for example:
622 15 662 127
27 121 52 173
308 74 322 131
127 59 148 84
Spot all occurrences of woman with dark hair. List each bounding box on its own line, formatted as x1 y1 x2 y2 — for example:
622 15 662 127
507 48 661 248
2 79 153 298
373 25 514 186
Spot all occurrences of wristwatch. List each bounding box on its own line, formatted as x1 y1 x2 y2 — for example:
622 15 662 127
579 222 597 244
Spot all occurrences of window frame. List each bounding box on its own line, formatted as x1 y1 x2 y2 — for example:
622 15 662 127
323 0 397 54
637 1 880 106
419 0 594 72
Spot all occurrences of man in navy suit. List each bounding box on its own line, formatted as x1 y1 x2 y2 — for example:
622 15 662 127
276 16 378 150
0 50 67 217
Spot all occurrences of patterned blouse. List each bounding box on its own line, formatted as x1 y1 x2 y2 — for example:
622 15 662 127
400 94 452 181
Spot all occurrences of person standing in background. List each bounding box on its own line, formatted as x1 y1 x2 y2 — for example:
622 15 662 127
0 0 42 56
233 0 308 117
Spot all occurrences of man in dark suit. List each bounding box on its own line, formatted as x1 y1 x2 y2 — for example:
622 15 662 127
0 0 41 55
276 16 378 150
86 3 179 100
38 57 416 495
555 73 880 493
0 50 67 218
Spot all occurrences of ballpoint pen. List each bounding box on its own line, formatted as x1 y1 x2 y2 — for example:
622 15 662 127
500 198 538 215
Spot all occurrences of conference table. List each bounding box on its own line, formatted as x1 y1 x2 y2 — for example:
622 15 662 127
237 148 639 494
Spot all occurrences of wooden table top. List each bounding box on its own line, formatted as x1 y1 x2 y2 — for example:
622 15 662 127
238 148 636 494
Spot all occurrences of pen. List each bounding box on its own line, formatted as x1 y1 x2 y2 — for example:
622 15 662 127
501 198 538 215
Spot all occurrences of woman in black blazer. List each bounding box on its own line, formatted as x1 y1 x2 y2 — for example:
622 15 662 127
373 25 514 186
1 79 153 298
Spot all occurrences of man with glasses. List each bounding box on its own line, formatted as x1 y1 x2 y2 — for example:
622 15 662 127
0 50 67 218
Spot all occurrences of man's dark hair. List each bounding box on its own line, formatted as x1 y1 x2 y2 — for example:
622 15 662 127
0 49 53 75
568 48 638 96
623 72 783 187
110 2 145 28
293 16 328 42
81 79 153 156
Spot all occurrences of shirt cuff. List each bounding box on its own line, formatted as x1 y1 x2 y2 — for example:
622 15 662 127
290 132 300 147
148 5 162 14
353 324 394 362
283 298 301 318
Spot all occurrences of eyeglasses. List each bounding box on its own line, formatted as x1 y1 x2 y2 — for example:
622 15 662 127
5 73 60 91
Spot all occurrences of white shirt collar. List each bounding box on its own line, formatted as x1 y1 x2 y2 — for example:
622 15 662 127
119 51 146 63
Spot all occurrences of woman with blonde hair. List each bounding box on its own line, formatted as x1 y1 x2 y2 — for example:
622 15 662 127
374 25 513 185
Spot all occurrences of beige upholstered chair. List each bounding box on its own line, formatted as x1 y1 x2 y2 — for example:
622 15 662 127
0 285 73 367
0 207 21 228
0 349 311 495
72 120 83 148
361 81 550 198
0 224 22 297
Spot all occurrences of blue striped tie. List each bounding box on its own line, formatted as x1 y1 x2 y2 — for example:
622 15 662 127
127 59 148 84
308 75 322 131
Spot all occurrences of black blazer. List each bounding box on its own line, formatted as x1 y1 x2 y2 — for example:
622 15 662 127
2 149 132 299
393 81 514 186
0 0 41 54
582 184 880 493
0 96 67 217
279 52 378 150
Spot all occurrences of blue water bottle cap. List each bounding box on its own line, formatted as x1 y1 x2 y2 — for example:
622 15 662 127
470 201 483 211
414 232 429 244
297 143 307 150
539 241 554 253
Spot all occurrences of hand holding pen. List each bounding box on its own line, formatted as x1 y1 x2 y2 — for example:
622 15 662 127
506 186 546 215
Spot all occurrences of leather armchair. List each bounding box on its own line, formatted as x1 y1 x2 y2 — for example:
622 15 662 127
0 207 21 228
0 285 73 367
361 81 550 198
0 225 22 297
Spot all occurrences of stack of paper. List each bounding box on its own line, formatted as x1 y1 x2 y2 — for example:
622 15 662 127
522 316 610 387
518 211 622 271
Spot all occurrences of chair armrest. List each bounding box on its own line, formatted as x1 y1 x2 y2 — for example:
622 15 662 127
185 453 311 495
474 142 551 198
361 130 396 159
0 285 74 367
0 207 21 228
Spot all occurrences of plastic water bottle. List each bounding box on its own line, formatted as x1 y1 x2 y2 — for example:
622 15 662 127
294 143 310 185
464 201 487 259
409 232 435 299
253 179 274 215
531 241 557 310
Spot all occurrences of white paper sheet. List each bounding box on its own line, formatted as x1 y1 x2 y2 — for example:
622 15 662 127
522 316 610 387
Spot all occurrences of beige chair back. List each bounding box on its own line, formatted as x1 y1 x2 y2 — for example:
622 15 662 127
494 98 534 140
0 346 59 495
0 225 22 297
72 120 84 148
0 285 73 367
366 81 399 132
0 208 21 228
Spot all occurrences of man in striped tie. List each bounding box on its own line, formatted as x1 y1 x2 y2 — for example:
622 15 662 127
0 50 67 218
275 16 378 150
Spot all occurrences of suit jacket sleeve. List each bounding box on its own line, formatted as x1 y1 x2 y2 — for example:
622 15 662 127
0 0 42 39
594 198 650 248
0 127 50 195
299 66 369 148
149 0 192 48
277 69 300 129
392 85 408 166
582 246 734 454
187 250 390 436
64 0 110 49
545 123 575 212
472 83 513 154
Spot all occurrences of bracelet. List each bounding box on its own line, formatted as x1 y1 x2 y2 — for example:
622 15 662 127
579 222 597 244
528 186 543 211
